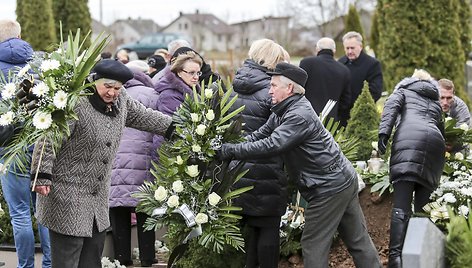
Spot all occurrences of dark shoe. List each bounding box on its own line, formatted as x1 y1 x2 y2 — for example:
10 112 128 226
118 260 133 266
388 208 411 268
141 258 158 267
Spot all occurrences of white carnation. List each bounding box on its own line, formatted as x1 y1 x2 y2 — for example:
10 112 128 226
166 195 179 208
195 213 208 224
206 110 215 121
53 90 68 109
32 82 49 97
32 111 52 130
40 59 60 72
0 111 14 126
172 180 184 193
154 186 168 202
2 83 16 99
208 192 221 206
186 165 199 177
196 124 206 136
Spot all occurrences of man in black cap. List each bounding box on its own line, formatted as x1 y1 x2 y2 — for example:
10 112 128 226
219 62 381 268
147 55 166 78
31 59 172 268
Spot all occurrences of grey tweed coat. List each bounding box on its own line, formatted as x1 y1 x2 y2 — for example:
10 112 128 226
31 90 172 237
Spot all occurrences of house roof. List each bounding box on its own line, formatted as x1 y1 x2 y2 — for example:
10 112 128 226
231 16 291 26
164 12 234 34
113 18 161 36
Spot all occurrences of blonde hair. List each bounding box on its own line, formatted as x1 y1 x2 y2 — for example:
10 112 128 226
248 39 289 70
170 51 203 73
438 78 455 92
412 69 433 81
279 75 305 95
0 20 21 42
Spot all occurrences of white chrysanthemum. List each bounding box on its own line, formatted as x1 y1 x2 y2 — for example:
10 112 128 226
154 186 168 202
442 193 457 203
32 111 52 130
0 111 14 126
172 180 184 193
204 88 213 98
18 64 31 77
2 83 16 99
458 205 469 216
32 82 49 97
460 123 469 131
186 165 199 177
40 59 60 72
455 152 464 160
166 195 179 208
208 192 221 206
196 124 206 136
206 110 215 121
176 155 183 165
195 213 208 224
190 113 199 122
53 90 68 109
192 144 201 152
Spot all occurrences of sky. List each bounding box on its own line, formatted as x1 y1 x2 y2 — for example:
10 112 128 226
2 0 281 26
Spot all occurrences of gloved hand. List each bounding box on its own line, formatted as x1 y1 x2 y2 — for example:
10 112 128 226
215 144 233 161
378 134 389 155
16 79 40 111
164 120 176 140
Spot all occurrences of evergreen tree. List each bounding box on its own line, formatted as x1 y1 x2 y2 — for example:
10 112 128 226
344 5 364 39
376 0 470 107
458 0 472 59
52 0 92 46
346 82 380 161
16 0 57 51
370 11 379 55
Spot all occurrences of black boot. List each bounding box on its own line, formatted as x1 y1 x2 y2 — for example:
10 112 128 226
388 208 410 268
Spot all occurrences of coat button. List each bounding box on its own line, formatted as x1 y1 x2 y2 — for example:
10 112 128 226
106 142 112 147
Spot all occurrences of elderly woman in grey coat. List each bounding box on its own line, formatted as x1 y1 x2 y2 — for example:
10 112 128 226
31 59 172 268
378 69 445 268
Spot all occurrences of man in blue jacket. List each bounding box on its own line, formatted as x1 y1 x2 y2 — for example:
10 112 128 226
219 62 381 268
0 19 51 268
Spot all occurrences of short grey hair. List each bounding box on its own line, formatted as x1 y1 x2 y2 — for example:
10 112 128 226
342 31 363 44
279 75 305 95
0 20 21 42
167 39 192 55
316 37 336 52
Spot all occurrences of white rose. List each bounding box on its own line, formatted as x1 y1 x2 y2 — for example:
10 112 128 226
192 144 201 152
208 192 222 206
455 152 464 160
204 88 213 98
166 195 179 208
154 186 168 202
196 124 206 136
172 180 184 193
190 113 199 122
195 213 208 224
186 165 199 177
176 155 183 165
206 110 215 121
460 123 469 131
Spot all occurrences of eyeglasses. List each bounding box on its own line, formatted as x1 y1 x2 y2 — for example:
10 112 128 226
181 70 202 77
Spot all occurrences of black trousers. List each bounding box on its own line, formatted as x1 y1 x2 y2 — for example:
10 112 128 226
243 216 280 268
49 223 105 268
392 180 432 213
109 207 155 263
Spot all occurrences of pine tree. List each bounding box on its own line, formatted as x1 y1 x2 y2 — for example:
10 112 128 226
52 0 92 46
370 10 379 55
16 0 57 51
346 82 380 161
376 0 471 107
457 0 472 60
344 5 364 39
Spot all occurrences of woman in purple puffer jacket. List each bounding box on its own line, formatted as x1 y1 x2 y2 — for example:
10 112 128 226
109 66 160 267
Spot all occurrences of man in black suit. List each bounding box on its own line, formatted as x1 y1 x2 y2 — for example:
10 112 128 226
300 37 351 126
338 31 383 111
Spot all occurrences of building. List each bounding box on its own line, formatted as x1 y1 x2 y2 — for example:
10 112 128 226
231 16 291 50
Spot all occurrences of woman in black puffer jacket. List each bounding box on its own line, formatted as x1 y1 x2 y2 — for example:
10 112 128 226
230 39 289 268
378 69 445 268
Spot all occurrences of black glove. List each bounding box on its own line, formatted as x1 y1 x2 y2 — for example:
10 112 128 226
378 134 389 155
16 79 40 111
215 144 233 161
164 121 176 140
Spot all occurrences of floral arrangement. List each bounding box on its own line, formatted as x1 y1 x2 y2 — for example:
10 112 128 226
424 153 472 224
101 257 126 268
444 116 472 147
0 30 108 172
133 84 251 264
279 200 305 257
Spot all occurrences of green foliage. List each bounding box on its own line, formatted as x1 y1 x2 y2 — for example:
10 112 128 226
323 117 359 161
376 0 471 107
344 5 364 39
16 0 57 51
362 170 392 196
52 0 92 47
370 11 380 55
457 0 472 60
446 207 472 267
346 82 380 160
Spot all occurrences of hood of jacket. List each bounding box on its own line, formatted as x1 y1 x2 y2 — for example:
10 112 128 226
395 77 439 100
233 59 271 95
124 69 154 88
0 38 33 65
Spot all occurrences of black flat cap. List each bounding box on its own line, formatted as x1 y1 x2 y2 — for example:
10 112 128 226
267 62 308 87
92 59 133 83
147 55 166 69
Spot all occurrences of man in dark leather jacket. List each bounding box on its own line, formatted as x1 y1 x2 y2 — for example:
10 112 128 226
220 62 381 268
